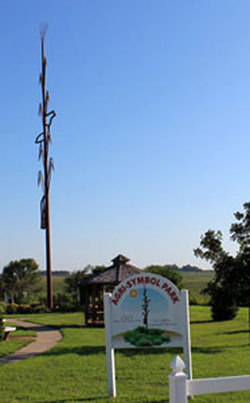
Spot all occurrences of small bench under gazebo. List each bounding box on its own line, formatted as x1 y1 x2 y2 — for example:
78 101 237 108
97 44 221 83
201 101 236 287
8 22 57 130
80 254 142 326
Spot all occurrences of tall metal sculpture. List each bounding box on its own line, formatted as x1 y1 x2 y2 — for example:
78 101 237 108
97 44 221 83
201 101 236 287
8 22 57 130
35 27 56 309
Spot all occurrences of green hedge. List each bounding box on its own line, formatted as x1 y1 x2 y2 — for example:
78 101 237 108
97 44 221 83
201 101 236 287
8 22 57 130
6 303 49 314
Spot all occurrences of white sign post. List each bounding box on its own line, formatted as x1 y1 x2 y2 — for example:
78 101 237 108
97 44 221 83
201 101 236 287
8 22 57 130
104 292 116 397
104 273 192 397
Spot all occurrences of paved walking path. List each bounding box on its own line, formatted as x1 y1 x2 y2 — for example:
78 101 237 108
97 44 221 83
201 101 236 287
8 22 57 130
0 318 62 364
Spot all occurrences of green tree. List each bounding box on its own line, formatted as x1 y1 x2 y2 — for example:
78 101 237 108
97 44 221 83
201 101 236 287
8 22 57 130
194 230 239 320
92 265 107 274
0 276 4 300
64 265 100 305
144 265 183 289
194 202 250 321
2 258 41 304
64 265 107 300
64 265 108 310
64 270 89 305
230 202 250 308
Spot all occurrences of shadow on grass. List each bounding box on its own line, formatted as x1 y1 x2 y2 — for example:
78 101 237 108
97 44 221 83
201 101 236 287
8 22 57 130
55 324 84 330
33 325 81 331
35 397 109 402
191 320 214 325
35 398 167 403
38 324 102 331
119 347 182 357
43 346 106 357
148 401 169 403
8 325 37 333
44 346 183 359
194 344 250 351
120 346 223 356
12 325 57 333
220 329 250 335
191 346 222 354
44 345 224 358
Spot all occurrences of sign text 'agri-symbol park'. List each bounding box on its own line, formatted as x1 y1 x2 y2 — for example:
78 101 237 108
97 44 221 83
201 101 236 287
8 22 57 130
104 273 192 397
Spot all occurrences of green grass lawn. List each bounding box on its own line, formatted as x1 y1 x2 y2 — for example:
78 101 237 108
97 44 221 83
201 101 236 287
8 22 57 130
1 307 249 402
0 323 36 359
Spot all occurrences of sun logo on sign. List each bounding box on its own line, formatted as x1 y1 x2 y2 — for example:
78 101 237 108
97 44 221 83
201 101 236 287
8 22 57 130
130 289 138 298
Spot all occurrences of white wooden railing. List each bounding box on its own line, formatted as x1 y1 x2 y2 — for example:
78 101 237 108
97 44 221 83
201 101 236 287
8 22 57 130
169 356 250 403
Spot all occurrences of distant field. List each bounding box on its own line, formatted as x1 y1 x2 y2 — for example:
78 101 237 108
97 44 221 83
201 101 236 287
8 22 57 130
40 270 214 305
40 275 65 295
181 271 214 304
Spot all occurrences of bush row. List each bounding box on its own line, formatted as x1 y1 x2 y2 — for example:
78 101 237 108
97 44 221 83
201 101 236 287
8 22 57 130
0 292 82 314
5 303 49 314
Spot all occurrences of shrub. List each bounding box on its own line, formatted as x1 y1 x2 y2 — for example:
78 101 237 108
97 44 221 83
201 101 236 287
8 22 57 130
124 326 172 347
189 294 198 305
31 304 49 313
0 301 6 314
211 289 238 321
53 292 77 312
6 303 19 314
17 304 33 314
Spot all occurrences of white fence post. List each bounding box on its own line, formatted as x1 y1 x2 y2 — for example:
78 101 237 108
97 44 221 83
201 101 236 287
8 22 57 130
169 356 188 403
181 289 192 380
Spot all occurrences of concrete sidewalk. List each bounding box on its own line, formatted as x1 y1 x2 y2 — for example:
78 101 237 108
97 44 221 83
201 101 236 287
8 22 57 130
0 318 62 364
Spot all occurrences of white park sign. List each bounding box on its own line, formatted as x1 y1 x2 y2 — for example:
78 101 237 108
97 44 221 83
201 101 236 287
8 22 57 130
104 273 192 397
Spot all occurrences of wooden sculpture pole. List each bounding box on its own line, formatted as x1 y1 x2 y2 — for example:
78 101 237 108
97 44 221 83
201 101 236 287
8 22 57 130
35 27 56 310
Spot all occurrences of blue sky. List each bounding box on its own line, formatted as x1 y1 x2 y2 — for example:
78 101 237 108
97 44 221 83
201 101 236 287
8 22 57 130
122 289 168 315
1 1 250 271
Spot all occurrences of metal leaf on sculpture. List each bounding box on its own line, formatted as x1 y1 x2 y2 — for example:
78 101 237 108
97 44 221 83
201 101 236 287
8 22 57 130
38 171 44 187
35 132 44 144
39 143 43 159
40 196 47 229
49 157 55 171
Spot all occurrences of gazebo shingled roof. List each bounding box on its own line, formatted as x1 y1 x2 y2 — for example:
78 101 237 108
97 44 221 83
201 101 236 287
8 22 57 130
81 254 142 285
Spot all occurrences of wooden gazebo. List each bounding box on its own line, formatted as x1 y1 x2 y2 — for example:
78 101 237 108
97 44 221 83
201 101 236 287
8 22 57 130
80 254 142 326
